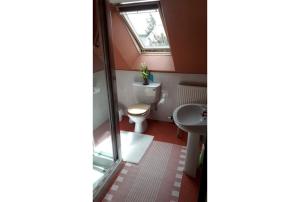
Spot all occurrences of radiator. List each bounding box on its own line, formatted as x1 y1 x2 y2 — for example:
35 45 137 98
176 83 207 107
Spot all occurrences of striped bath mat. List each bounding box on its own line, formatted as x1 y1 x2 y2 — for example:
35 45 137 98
103 141 186 202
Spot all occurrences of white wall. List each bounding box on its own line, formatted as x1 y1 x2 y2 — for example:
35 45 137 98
116 70 207 122
93 70 110 129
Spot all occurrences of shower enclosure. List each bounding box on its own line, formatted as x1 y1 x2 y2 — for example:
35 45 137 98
93 0 121 199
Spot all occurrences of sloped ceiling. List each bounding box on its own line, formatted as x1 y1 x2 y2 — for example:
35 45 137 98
110 6 175 72
160 0 207 74
110 0 207 74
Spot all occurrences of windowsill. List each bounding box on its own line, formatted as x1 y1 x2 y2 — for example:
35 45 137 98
140 52 172 56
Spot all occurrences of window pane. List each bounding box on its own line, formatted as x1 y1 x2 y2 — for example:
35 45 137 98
122 9 170 50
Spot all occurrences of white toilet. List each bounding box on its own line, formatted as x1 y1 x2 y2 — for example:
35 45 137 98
127 82 161 133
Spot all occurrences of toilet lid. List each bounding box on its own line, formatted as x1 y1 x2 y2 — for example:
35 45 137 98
127 104 150 115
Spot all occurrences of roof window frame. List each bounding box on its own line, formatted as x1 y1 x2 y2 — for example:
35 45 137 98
117 1 171 53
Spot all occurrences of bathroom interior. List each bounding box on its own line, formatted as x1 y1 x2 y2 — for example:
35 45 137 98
93 0 207 201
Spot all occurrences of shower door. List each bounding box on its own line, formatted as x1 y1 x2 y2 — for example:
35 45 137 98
93 0 121 197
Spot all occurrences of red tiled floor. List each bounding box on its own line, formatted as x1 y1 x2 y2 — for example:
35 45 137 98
119 116 201 202
119 116 187 145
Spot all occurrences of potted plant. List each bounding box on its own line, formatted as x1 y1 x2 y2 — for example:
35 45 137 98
140 63 150 85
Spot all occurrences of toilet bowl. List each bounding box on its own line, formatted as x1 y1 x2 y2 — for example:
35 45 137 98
127 104 150 133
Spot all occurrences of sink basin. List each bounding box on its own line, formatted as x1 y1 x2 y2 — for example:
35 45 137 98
173 104 206 133
173 103 207 177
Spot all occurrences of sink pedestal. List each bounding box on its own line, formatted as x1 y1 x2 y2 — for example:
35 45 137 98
184 132 201 178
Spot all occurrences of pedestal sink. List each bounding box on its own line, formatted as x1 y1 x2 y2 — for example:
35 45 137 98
173 104 207 177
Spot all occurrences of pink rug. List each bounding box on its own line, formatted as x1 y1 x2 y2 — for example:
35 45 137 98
102 141 187 202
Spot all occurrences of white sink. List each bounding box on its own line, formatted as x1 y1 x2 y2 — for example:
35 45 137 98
173 103 207 177
173 104 206 133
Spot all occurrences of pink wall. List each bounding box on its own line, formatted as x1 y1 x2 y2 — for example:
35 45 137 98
161 0 207 74
111 6 175 72
110 0 206 74
93 0 105 73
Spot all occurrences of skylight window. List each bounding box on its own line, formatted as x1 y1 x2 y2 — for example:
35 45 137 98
119 3 170 52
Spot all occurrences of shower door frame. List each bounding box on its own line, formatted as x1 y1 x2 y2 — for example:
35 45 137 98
93 0 122 199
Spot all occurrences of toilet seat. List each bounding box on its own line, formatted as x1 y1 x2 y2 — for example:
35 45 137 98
127 104 150 116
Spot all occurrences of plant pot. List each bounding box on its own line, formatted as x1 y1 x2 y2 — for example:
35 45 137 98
143 78 149 85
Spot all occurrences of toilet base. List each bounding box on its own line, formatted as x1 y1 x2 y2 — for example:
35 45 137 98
128 118 134 124
134 119 148 133
127 109 150 134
